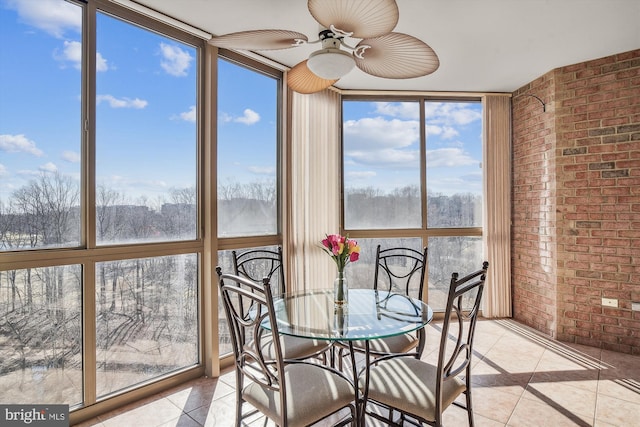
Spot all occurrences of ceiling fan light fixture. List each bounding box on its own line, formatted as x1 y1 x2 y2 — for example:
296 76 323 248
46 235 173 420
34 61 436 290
307 48 355 80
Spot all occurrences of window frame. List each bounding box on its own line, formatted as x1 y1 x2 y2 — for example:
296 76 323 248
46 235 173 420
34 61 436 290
214 50 284 361
340 95 484 307
0 0 208 420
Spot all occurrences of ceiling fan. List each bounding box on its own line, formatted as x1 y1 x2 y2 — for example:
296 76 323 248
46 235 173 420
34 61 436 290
209 0 440 94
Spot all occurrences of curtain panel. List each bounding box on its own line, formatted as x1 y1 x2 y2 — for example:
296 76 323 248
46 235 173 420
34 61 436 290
482 94 512 317
284 88 341 292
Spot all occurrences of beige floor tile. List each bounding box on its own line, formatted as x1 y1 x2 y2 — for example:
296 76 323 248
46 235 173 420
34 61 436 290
99 397 184 427
593 420 620 427
507 397 594 427
69 319 640 427
597 350 640 405
72 418 106 427
162 376 234 413
521 381 597 420
479 347 543 377
186 391 237 427
530 349 600 394
156 414 203 427
594 394 640 427
468 385 522 424
564 342 603 360
471 359 530 397
596 377 640 405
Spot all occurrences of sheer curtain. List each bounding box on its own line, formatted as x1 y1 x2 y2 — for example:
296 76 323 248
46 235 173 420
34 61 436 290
283 87 341 292
482 94 512 317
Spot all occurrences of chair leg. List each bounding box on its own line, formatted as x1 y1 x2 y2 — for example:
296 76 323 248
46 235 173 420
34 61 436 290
235 392 243 427
234 370 243 427
465 389 474 427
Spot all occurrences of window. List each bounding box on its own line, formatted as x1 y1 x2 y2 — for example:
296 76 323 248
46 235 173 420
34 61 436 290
342 99 483 311
0 0 203 411
96 12 198 245
345 237 423 291
216 54 282 356
216 245 279 356
425 101 483 228
217 57 279 238
343 101 421 229
0 265 82 405
0 0 83 251
95 254 198 397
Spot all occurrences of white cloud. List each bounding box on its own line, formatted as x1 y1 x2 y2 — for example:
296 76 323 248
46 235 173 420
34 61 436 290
374 102 420 119
5 0 81 38
62 150 80 163
39 162 58 173
98 175 169 197
159 43 192 77
53 41 108 71
344 117 419 151
371 102 481 127
235 109 260 125
346 170 377 180
424 102 482 126
442 126 460 139
426 147 478 168
348 148 420 168
219 109 261 125
175 105 196 122
54 40 80 69
97 94 148 109
96 52 108 72
0 134 44 156
248 166 275 175
0 164 8 177
425 124 459 140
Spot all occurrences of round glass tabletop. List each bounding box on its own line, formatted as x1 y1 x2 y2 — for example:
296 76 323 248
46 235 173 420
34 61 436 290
267 288 433 341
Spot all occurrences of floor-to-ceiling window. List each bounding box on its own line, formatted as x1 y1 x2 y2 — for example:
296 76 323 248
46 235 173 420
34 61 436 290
0 0 204 412
342 98 484 310
215 52 282 357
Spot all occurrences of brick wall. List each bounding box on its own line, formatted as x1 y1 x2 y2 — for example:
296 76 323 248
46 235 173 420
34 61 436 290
512 72 558 338
512 49 640 355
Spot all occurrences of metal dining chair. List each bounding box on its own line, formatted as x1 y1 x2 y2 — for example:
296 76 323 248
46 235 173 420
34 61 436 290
359 261 489 427
216 268 356 427
232 247 331 361
350 245 429 359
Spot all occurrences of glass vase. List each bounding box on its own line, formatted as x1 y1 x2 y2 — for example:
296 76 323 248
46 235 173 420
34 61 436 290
334 270 348 305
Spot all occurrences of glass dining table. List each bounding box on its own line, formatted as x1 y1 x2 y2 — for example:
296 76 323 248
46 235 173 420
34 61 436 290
265 288 433 424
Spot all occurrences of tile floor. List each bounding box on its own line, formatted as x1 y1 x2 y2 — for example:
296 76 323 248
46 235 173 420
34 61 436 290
74 319 640 426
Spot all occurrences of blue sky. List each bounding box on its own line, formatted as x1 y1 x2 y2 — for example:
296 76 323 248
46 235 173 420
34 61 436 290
1 0 482 205
344 101 483 195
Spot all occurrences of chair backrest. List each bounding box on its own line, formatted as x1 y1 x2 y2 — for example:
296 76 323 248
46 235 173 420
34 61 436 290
232 246 285 297
216 267 285 395
373 245 428 300
436 261 489 408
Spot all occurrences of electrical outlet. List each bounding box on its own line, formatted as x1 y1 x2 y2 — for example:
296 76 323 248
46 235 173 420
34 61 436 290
602 298 618 308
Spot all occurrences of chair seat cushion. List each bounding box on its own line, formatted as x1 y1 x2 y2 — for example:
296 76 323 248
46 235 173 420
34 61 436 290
352 332 418 354
360 357 466 422
244 363 355 427
260 333 330 361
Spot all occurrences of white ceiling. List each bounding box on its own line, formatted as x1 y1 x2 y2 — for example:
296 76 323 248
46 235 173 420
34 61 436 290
131 0 640 93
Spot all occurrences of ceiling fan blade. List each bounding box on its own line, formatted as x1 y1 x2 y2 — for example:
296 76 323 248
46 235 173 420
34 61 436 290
287 60 338 94
354 33 440 79
210 29 308 50
308 0 399 39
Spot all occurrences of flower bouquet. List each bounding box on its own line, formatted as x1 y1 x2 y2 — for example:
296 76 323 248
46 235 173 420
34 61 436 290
320 233 360 304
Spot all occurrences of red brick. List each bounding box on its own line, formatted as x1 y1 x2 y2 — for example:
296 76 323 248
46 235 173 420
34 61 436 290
512 48 640 355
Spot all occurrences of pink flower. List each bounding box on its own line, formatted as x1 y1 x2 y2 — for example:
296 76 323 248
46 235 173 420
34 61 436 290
320 233 360 271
